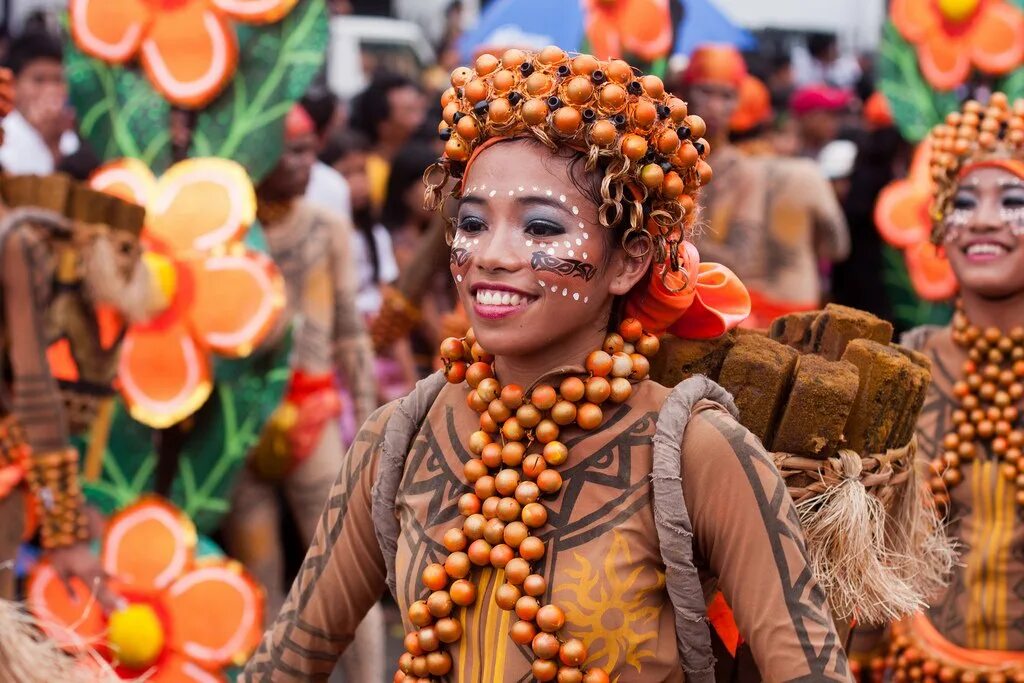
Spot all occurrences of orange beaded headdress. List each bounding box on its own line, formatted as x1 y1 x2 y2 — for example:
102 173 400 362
426 46 750 338
426 46 712 254
929 93 1024 242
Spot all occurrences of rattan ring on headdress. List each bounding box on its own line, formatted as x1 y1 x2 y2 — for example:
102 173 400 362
424 46 713 266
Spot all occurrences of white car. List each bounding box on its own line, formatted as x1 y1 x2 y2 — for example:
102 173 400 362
326 15 436 100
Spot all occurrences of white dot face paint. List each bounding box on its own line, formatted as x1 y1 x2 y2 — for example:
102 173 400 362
568 250 574 257
456 274 463 282
489 190 497 197
573 293 580 301
562 288 568 296
559 194 567 203
546 189 553 197
572 206 579 215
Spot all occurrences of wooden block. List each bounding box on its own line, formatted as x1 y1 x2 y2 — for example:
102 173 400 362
841 339 913 454
809 304 894 360
34 174 71 213
769 310 820 351
718 335 798 444
889 362 932 449
649 332 735 387
895 344 933 371
771 354 859 457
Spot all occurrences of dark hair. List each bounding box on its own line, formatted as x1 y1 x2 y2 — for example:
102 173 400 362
300 87 338 138
350 72 421 144
4 29 62 75
319 129 371 167
807 32 836 60
382 143 440 230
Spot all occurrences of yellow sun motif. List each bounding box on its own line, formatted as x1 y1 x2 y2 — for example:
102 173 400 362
554 530 665 674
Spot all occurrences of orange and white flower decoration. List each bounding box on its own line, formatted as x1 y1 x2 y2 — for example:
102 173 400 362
583 0 674 62
69 0 298 108
27 498 263 681
875 143 958 301
891 0 1024 91
92 157 285 429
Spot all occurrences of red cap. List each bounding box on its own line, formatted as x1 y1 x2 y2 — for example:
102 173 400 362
789 85 852 116
730 75 772 133
683 44 747 90
285 104 315 140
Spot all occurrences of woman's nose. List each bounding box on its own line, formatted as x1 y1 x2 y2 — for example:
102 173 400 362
475 223 526 272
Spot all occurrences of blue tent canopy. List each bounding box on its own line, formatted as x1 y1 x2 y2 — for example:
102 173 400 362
460 0 755 63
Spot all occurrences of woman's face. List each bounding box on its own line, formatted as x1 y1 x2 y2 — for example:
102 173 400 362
451 139 649 360
944 165 1024 299
334 151 370 211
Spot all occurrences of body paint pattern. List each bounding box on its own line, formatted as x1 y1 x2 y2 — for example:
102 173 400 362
450 247 470 266
530 251 597 281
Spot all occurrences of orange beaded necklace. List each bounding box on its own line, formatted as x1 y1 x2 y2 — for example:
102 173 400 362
929 304 1024 514
393 318 660 683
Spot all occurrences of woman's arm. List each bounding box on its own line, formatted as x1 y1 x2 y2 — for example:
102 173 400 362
682 408 852 683
242 402 395 682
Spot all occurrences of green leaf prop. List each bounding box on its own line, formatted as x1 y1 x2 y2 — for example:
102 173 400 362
996 67 1024 102
64 37 173 173
877 21 960 143
881 245 953 333
189 0 329 183
82 332 291 534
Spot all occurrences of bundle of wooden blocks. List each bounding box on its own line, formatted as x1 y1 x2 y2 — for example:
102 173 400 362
651 304 932 458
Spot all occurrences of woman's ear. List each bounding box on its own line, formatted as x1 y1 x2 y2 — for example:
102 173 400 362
607 242 653 296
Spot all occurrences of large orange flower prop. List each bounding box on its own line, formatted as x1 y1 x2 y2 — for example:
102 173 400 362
875 143 958 300
69 0 298 108
891 0 1024 90
27 498 263 681
92 157 285 429
583 0 673 62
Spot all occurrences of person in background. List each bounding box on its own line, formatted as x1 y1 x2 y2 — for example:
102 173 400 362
818 138 858 202
301 88 352 220
0 29 78 174
320 129 418 402
436 0 465 72
224 105 384 683
727 74 851 327
349 73 428 210
789 84 853 158
792 32 862 89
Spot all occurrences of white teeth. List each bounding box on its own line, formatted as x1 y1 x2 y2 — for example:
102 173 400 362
966 243 1008 256
475 289 531 306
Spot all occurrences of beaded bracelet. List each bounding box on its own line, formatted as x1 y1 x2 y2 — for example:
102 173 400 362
22 447 90 549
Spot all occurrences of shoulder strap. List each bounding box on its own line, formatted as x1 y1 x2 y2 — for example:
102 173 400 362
370 371 447 599
651 375 738 683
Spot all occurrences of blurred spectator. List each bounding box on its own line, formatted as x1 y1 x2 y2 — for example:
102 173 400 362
436 1 465 72
789 84 853 158
817 139 858 201
792 32 861 89
0 29 78 174
301 89 352 219
350 72 428 210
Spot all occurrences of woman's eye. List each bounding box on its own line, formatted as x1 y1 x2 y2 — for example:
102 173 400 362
1002 193 1024 209
524 220 566 238
952 194 976 211
458 217 486 234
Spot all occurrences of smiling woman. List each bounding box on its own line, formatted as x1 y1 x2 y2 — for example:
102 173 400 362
244 48 852 683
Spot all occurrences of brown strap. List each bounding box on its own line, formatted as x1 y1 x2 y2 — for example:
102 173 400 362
651 375 739 683
370 371 447 599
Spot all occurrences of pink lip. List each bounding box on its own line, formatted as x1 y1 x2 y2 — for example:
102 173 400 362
469 281 538 320
961 239 1014 263
469 281 536 297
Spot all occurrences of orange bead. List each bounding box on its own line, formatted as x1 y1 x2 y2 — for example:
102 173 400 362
495 582 522 610
640 163 664 190
464 458 488 483
497 497 522 522
697 160 713 184
479 412 499 433
488 398 512 422
441 87 457 107
532 384 558 410
516 595 541 620
502 48 528 68
660 171 684 198
504 520 530 547
543 441 569 466
505 557 531 584
495 468 521 496
620 134 648 161
409 600 432 628
445 551 471 578
523 98 550 125
526 72 555 96
523 453 548 479
577 402 603 430
598 84 627 112
559 376 586 401
636 333 660 357
515 480 541 506
440 336 466 360
516 404 542 429
443 527 467 552
675 142 699 167
632 101 658 129
533 659 558 682
619 317 643 342
475 475 496 500
558 667 584 683
484 517 507 544
436 616 462 643
410 655 429 677
572 54 599 75
464 78 489 104
609 377 633 403
630 354 650 380
657 129 680 154
536 468 563 494
668 97 688 123
502 440 527 466
482 495 500 519
684 114 707 138
427 590 453 618
458 492 481 516
418 626 439 652
502 416 526 441
422 563 448 591
538 45 567 64
589 119 618 146
470 428 493 452
533 632 562 659
426 651 452 676
451 67 473 86
399 652 414 674
510 619 537 645
551 400 578 425
445 136 470 161
553 107 583 134
463 513 486 540
585 376 611 404
605 59 633 83
404 631 424 656
481 442 503 468
522 502 548 528
466 361 493 388
559 638 588 666
475 53 500 75
467 389 488 412
489 97 513 124
519 535 546 561
536 604 566 632
443 102 461 126
566 76 595 104
490 543 515 568
695 137 711 158
583 668 611 683
523 573 548 597
468 539 493 565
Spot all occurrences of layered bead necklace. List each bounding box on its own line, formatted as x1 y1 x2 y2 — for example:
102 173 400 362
393 318 660 683
930 305 1024 513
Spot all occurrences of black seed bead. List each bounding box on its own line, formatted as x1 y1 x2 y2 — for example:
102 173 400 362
582 108 597 122
657 104 671 119
612 113 627 128
694 141 705 155
473 100 489 115
456 88 464 98
627 81 643 95
508 92 523 106
547 96 562 110
677 125 691 139
439 128 452 141
453 111 465 124
660 161 673 173
520 63 534 76
556 65 571 77
591 69 606 84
